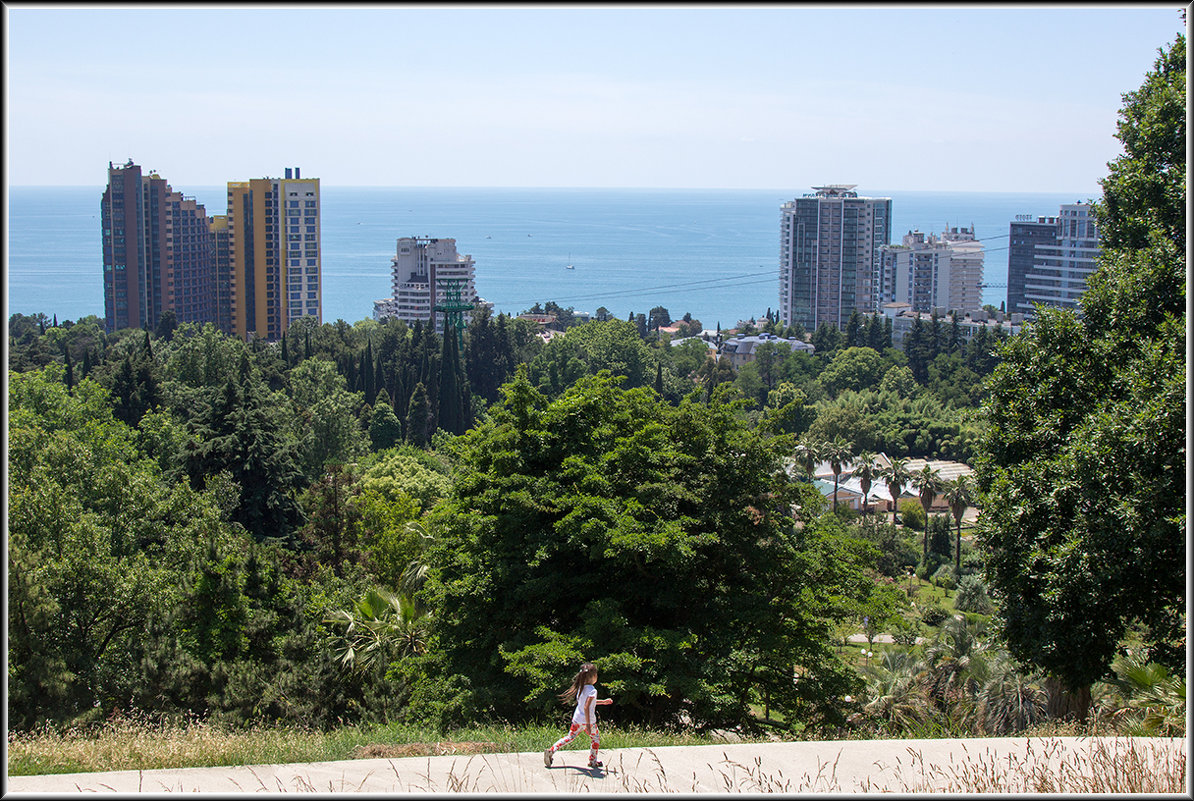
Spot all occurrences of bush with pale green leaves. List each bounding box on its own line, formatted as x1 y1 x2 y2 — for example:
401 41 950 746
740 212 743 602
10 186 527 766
954 574 993 614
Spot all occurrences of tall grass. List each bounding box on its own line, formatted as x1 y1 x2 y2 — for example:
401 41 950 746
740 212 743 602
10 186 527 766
6 710 764 776
862 736 1187 794
8 714 1186 794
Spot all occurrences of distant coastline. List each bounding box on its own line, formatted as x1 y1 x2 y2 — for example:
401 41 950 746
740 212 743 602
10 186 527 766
7 186 1096 327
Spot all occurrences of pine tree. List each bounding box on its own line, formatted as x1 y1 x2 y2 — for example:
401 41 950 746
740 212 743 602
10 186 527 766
866 314 884 351
845 310 863 347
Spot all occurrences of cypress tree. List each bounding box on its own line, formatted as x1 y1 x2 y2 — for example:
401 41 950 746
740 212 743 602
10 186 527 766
906 316 928 384
929 310 943 360
361 339 375 404
406 382 431 447
63 344 74 392
438 323 462 435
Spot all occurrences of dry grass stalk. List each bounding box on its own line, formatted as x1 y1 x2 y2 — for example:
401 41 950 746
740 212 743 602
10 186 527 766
866 737 1186 794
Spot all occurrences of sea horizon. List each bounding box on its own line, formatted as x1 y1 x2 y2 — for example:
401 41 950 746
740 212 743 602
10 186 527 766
7 185 1100 329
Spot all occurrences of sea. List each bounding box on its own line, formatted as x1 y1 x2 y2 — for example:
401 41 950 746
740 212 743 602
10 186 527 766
6 186 1096 329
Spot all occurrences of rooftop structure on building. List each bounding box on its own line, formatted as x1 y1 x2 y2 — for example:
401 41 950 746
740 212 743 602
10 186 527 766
877 304 1023 349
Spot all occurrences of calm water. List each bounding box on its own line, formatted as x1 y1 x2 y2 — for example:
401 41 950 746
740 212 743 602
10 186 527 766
6 186 1095 328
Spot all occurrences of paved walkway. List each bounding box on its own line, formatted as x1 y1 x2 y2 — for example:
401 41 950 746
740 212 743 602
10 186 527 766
5 737 1185 794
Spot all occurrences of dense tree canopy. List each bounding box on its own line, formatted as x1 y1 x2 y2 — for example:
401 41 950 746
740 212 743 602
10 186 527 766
975 34 1186 702
411 369 877 730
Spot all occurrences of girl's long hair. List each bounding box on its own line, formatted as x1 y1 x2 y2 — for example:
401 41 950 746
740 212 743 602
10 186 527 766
559 662 597 703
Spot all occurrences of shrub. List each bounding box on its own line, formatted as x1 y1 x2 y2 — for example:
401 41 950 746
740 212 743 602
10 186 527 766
856 517 918 578
917 552 945 580
898 498 925 530
927 515 952 558
833 504 860 522
931 565 957 591
891 617 922 647
961 551 985 578
954 574 994 614
920 605 949 627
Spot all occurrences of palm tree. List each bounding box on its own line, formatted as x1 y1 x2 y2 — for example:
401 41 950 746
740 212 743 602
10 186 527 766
862 650 932 733
881 457 912 528
397 519 437 613
852 451 880 515
823 438 852 513
942 474 974 576
974 651 1049 735
920 616 990 723
794 435 825 480
911 464 944 562
1099 651 1187 736
325 586 431 673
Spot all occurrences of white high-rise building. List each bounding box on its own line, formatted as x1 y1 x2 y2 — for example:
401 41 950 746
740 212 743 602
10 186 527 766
879 225 985 315
373 237 487 333
941 225 985 313
1023 203 1100 313
779 185 892 331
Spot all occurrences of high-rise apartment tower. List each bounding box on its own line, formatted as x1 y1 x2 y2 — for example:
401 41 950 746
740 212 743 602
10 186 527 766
1006 202 1099 317
372 237 486 334
879 225 985 315
101 160 217 333
226 167 321 341
1007 214 1058 314
101 162 320 341
779 185 892 331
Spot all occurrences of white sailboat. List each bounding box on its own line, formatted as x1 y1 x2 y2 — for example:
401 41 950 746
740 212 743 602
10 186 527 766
566 252 575 269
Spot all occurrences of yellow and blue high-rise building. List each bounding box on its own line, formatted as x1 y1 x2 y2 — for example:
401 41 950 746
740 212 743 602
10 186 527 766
102 162 320 340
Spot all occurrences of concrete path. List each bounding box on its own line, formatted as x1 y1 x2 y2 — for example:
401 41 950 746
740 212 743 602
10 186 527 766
5 736 1185 794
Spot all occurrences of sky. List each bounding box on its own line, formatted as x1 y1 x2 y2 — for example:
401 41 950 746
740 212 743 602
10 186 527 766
3 4 1184 192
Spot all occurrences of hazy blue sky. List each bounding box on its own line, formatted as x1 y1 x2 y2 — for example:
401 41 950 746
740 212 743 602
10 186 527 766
4 4 1183 191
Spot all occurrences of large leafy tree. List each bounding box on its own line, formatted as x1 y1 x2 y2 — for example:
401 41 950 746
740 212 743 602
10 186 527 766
526 318 655 396
975 34 1185 713
288 357 368 478
7 366 218 725
415 369 867 730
